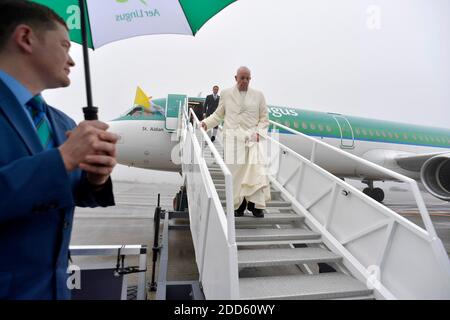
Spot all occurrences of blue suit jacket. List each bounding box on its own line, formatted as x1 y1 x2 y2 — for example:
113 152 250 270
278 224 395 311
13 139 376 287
0 80 115 300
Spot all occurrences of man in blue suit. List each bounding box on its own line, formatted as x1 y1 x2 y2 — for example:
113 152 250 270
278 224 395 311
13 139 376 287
0 1 118 299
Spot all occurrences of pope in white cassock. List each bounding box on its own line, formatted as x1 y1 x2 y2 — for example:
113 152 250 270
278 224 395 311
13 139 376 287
201 67 271 218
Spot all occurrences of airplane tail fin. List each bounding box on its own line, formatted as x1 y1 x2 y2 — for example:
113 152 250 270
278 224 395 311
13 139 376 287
134 86 151 109
133 86 164 115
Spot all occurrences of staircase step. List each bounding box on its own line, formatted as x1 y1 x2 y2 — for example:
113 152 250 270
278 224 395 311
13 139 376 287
238 247 341 268
239 273 372 300
221 200 291 208
217 190 282 198
214 184 278 194
236 228 320 242
215 184 277 191
210 174 225 179
330 295 376 300
237 239 323 246
235 213 304 226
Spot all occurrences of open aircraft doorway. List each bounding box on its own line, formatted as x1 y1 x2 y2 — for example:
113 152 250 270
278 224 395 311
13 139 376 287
332 114 355 149
187 99 205 123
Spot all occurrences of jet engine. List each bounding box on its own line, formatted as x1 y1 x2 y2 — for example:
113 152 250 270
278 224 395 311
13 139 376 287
421 153 450 201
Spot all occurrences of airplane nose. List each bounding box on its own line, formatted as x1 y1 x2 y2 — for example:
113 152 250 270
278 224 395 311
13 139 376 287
104 119 180 171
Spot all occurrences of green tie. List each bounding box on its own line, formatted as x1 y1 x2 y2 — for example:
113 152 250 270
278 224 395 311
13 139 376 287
26 95 54 149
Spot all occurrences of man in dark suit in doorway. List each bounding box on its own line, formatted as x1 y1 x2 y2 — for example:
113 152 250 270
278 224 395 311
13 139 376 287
203 85 220 141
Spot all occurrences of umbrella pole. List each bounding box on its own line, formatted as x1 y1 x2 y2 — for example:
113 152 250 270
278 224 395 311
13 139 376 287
79 0 98 120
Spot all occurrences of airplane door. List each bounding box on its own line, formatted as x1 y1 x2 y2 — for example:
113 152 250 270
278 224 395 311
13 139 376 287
333 115 355 149
165 94 187 132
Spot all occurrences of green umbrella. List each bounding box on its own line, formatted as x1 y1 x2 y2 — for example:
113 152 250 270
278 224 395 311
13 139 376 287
31 0 238 119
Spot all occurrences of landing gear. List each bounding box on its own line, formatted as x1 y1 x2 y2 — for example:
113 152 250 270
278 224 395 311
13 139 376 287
362 181 385 202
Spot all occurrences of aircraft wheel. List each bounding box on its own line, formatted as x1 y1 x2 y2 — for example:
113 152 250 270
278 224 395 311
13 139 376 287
373 188 385 202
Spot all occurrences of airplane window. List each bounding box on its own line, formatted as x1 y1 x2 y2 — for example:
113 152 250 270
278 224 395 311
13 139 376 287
302 122 308 129
318 124 324 131
294 121 299 129
310 123 316 130
326 125 332 132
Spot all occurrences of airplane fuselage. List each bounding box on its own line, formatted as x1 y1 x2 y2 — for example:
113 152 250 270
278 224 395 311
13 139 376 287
108 96 450 200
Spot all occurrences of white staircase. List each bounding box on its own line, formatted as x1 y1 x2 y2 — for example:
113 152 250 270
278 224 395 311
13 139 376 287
204 145 375 300
180 105 450 300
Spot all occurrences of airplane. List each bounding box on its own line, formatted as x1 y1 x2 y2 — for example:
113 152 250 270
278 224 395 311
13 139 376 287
107 89 450 203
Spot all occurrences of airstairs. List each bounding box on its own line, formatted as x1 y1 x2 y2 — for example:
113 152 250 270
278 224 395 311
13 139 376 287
178 101 450 300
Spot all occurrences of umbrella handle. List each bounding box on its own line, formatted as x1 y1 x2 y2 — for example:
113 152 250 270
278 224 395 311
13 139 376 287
79 0 97 120
83 106 98 120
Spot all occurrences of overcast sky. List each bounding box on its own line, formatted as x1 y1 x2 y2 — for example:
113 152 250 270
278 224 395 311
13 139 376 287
40 0 450 182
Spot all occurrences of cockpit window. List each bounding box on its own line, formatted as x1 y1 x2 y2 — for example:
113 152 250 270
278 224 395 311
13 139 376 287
126 102 165 117
112 99 167 121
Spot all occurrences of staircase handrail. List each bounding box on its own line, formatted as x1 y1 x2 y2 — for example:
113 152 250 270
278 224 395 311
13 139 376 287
184 107 236 246
268 120 438 239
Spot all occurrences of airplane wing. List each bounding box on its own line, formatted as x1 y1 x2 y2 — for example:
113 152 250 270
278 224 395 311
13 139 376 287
394 152 448 172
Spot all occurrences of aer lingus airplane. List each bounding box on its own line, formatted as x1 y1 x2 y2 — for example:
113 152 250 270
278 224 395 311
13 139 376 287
107 89 450 203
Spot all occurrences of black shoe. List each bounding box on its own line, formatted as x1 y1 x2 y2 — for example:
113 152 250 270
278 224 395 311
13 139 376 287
252 208 264 218
234 210 244 217
211 136 215 142
234 199 247 217
247 201 264 218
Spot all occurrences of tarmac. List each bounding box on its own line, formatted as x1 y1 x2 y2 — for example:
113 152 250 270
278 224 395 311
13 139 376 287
70 178 450 300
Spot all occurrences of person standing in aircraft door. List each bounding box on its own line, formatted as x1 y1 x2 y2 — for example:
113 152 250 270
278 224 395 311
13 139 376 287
203 85 220 142
0 1 118 300
201 67 270 218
